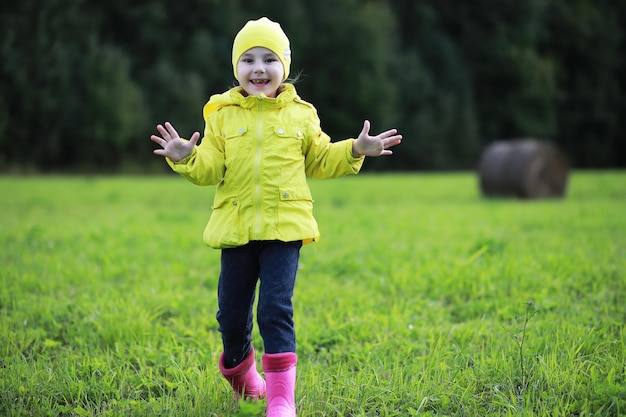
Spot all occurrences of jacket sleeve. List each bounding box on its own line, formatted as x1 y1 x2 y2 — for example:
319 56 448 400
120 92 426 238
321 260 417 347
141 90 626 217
303 110 364 179
167 117 226 186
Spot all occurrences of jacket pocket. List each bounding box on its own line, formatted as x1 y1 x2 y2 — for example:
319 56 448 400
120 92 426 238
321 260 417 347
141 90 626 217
273 125 306 156
222 126 248 139
279 186 313 202
222 126 251 162
203 194 245 248
274 125 304 139
277 186 318 241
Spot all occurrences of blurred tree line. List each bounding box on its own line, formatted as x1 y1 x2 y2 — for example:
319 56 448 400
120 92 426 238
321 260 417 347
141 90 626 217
1 0 624 172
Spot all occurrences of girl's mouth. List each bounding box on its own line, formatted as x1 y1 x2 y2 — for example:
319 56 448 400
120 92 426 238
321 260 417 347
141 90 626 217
251 79 270 85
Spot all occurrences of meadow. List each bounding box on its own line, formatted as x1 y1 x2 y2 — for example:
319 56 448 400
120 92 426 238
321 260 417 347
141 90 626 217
1 172 624 416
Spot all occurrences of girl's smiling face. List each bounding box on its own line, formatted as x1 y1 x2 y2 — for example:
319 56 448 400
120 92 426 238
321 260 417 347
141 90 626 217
237 47 285 98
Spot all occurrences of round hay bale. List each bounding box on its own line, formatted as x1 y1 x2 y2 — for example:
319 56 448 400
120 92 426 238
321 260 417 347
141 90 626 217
478 139 569 199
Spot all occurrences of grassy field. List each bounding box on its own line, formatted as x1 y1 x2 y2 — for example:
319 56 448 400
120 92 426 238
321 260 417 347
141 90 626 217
1 172 624 416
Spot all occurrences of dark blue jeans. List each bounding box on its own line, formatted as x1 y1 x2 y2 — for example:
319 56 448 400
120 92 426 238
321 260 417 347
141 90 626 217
217 240 302 368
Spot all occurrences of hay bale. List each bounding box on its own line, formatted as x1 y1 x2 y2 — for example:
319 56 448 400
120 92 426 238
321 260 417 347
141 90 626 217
478 139 569 198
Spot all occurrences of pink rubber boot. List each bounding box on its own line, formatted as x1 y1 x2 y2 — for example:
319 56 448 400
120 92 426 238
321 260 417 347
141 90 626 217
219 347 266 400
262 352 298 417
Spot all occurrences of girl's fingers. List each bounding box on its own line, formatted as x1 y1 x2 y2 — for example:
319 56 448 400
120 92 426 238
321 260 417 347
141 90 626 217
156 124 170 141
165 122 180 139
379 129 398 138
360 120 371 137
383 135 402 145
150 134 168 147
155 122 179 141
189 132 201 146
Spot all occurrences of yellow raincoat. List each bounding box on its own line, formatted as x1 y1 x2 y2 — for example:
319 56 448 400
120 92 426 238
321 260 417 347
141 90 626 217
168 84 364 248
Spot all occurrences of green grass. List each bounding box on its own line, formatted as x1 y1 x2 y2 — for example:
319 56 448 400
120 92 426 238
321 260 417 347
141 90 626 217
1 172 624 416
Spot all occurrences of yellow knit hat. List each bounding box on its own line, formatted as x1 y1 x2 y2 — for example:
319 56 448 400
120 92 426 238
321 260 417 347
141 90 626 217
232 17 291 81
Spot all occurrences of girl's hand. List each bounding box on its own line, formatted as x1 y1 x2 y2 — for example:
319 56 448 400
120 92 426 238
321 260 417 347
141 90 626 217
150 122 200 162
352 120 402 158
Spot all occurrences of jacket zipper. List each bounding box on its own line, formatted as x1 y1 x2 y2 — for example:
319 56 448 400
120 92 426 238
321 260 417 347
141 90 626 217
253 96 264 239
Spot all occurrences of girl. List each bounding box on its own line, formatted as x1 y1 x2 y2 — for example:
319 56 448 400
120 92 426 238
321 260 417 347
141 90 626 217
150 17 402 417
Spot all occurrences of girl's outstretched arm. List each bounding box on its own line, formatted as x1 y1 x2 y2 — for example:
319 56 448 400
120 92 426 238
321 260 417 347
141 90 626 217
151 122 200 162
352 120 402 158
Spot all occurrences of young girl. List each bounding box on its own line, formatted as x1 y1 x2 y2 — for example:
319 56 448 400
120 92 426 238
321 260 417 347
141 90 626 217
150 17 401 417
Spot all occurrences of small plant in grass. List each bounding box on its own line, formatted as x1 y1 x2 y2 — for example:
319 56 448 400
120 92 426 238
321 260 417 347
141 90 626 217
512 300 537 392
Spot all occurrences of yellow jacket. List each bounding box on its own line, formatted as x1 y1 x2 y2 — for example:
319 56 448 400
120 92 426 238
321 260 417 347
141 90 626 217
168 84 364 248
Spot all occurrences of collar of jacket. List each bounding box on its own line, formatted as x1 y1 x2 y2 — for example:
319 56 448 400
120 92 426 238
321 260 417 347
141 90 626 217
203 83 299 120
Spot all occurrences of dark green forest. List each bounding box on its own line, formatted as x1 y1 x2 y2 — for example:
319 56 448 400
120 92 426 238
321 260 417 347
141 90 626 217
1 0 624 172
